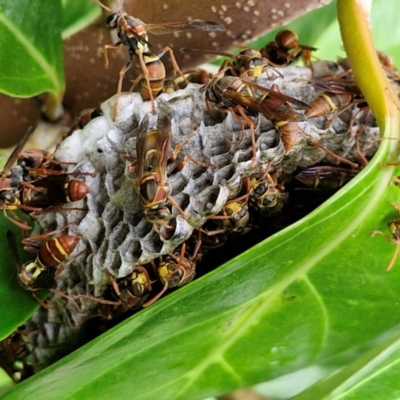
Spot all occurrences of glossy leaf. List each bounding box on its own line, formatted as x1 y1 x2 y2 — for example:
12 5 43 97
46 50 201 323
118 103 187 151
0 215 40 340
0 0 64 97
61 0 100 38
0 369 14 398
292 325 400 399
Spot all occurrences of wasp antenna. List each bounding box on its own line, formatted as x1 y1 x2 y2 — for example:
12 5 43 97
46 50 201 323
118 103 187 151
91 0 114 13
116 0 125 12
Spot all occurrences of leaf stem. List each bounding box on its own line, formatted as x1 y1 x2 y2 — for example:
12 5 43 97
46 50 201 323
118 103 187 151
337 0 400 167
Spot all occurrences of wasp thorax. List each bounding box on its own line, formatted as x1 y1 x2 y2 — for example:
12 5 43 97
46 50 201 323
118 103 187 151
275 30 299 50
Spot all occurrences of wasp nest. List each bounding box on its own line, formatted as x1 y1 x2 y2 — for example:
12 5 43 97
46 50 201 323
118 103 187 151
16 60 379 374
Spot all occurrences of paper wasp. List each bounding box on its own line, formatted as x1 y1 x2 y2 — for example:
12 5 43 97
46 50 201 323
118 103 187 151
158 246 196 287
136 109 186 224
71 264 155 323
261 30 317 67
305 72 364 120
101 265 155 313
245 171 287 215
182 47 271 79
21 176 90 212
92 0 225 114
7 229 80 291
295 166 359 190
18 149 92 182
70 107 104 132
205 75 259 163
206 74 309 155
205 192 251 240
371 203 400 271
0 127 38 230
143 240 200 307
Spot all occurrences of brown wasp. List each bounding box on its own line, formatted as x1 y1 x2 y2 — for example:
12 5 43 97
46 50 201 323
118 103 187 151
7 229 80 291
371 203 400 271
92 0 225 114
261 29 317 67
204 192 251 240
295 166 359 190
305 71 364 120
136 108 186 224
21 176 90 213
117 265 154 309
143 240 200 307
70 264 155 323
245 172 288 215
182 47 272 79
158 246 196 287
0 127 38 230
205 75 259 163
72 107 103 130
97 264 155 314
19 233 80 290
18 149 92 182
206 74 309 156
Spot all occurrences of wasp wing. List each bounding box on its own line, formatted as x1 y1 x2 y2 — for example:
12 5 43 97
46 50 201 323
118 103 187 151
147 20 225 34
1 126 35 178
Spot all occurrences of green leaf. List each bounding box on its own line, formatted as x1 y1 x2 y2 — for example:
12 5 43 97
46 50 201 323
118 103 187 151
0 369 14 398
62 0 100 39
291 325 400 399
0 215 40 340
0 0 64 97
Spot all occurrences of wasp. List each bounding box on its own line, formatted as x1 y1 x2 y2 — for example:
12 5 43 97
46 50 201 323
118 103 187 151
129 49 169 105
143 240 200 307
18 149 62 177
7 229 79 291
92 0 225 114
19 233 80 290
245 172 288 214
0 127 38 230
136 109 186 224
68 107 104 135
295 166 359 190
119 265 154 307
96 264 155 315
305 72 364 120
205 75 260 163
21 176 90 212
206 75 309 155
261 29 317 67
158 247 196 288
18 149 93 182
371 203 400 271
205 192 251 240
182 47 272 79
